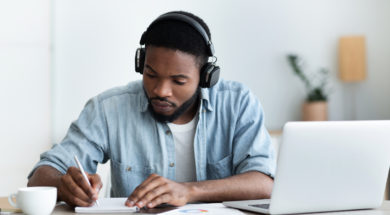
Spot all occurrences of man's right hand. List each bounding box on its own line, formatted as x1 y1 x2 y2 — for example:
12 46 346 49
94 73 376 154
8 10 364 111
58 166 102 207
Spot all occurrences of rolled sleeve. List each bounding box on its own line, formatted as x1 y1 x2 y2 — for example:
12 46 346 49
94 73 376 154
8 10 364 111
28 97 109 179
232 91 276 178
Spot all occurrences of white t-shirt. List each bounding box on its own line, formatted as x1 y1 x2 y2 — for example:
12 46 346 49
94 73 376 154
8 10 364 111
167 114 198 182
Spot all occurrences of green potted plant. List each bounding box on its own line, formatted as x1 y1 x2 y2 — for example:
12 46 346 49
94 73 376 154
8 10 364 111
287 54 329 121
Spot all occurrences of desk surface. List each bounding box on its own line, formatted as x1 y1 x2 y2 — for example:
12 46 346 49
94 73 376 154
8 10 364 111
49 201 390 215
2 197 390 214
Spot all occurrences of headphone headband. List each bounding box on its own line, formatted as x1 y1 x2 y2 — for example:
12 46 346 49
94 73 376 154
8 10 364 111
140 12 215 56
135 12 220 88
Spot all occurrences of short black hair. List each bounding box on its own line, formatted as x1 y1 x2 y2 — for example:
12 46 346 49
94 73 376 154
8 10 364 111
142 11 211 68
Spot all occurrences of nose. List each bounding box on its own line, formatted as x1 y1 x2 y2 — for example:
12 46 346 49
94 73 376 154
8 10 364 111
153 80 173 98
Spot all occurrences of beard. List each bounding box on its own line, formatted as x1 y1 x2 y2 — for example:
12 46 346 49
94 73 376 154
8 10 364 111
146 87 201 123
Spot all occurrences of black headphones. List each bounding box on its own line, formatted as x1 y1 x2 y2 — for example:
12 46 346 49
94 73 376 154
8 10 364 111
134 12 220 88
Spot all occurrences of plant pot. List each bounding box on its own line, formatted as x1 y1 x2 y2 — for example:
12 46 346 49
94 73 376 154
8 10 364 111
302 101 327 121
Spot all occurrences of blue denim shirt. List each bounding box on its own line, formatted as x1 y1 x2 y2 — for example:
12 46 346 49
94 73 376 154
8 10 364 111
29 79 276 197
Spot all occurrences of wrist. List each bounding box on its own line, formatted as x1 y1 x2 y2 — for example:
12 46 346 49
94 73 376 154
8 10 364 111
184 182 202 203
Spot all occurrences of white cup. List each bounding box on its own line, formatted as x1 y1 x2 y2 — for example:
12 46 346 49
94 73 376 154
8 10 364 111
8 186 57 215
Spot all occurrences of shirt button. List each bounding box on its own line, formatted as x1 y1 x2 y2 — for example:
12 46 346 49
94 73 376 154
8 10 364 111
126 166 132 171
166 130 171 135
169 162 175 167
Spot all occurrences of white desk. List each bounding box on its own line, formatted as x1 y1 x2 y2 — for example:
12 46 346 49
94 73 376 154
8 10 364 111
49 201 390 215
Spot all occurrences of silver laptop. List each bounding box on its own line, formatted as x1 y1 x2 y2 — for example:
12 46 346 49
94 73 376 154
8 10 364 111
223 121 390 214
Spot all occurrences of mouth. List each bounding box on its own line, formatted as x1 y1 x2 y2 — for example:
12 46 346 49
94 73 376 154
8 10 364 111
151 100 174 113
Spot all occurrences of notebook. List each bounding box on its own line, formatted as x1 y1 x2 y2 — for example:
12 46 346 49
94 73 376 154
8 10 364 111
75 198 179 214
223 121 390 214
75 198 137 213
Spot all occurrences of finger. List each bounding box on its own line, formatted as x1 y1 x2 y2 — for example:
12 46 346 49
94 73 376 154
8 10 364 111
62 172 91 203
61 184 92 207
132 175 165 203
142 184 170 208
133 173 160 190
89 173 103 191
147 193 171 208
126 174 161 206
133 176 169 208
135 174 162 192
88 173 103 200
59 178 93 207
68 167 96 199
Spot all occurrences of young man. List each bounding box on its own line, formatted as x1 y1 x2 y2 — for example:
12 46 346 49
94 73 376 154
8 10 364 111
28 11 275 209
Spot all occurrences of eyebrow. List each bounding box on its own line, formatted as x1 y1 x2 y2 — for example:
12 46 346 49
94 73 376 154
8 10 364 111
145 64 190 79
145 65 157 74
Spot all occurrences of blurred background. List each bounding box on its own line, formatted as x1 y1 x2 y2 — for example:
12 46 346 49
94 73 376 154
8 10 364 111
1 0 389 196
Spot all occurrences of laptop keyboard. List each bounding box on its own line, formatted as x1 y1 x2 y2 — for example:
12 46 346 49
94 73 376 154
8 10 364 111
249 204 270 209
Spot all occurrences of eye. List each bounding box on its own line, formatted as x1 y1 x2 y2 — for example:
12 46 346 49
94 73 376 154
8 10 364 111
146 73 156 78
174 80 185 85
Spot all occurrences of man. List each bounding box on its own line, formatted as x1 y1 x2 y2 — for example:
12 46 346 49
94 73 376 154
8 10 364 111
28 11 275 209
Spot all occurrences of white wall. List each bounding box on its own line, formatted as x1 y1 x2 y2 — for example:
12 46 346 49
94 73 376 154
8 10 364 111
1 0 389 196
52 0 390 144
0 0 51 196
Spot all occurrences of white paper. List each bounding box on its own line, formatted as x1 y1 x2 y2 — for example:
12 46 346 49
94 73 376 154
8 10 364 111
75 198 137 213
75 199 245 214
162 203 246 215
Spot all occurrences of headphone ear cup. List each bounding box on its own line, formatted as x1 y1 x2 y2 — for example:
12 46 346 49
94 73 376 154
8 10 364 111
199 63 220 88
135 48 145 74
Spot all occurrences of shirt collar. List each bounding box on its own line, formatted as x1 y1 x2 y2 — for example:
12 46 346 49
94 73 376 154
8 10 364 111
139 89 149 113
200 87 213 112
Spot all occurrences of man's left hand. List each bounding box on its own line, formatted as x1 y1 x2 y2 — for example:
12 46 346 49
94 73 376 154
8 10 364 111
125 174 192 208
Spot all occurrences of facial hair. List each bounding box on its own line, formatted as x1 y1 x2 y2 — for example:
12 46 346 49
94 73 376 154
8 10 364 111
146 87 201 123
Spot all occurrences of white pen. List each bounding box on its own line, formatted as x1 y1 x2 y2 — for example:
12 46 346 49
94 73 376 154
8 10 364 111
74 155 100 206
